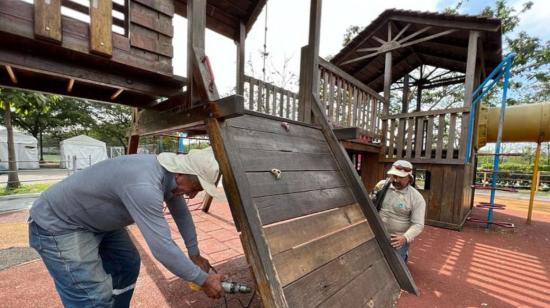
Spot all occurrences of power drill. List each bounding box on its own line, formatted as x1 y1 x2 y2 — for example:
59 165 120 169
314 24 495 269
189 281 251 294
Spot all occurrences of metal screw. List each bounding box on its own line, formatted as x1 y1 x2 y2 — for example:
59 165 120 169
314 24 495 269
45 26 50 31
100 42 105 46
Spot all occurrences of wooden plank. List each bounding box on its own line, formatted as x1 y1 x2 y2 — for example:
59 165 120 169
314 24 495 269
453 166 466 224
257 81 263 112
131 24 172 57
317 259 400 308
283 239 386 308
265 203 365 255
206 118 288 307
388 119 396 158
228 127 330 154
273 220 374 286
435 114 445 159
425 116 434 159
248 78 254 109
458 113 468 160
415 117 425 158
238 149 338 172
381 107 469 119
447 113 457 159
439 166 457 223
130 2 174 37
90 0 113 56
265 84 271 115
227 115 325 141
328 72 335 121
405 117 414 159
247 170 347 198
34 0 62 42
395 118 405 159
133 0 174 16
255 187 356 226
187 0 206 107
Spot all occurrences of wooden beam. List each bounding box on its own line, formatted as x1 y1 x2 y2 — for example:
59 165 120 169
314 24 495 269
136 95 244 136
5 65 17 84
67 79 74 93
401 74 409 113
235 22 246 96
0 47 183 97
397 26 431 44
464 31 480 108
298 0 322 123
187 0 207 108
110 88 124 100
333 127 360 140
389 15 501 32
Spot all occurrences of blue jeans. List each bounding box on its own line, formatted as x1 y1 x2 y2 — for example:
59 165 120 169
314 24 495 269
397 242 410 263
29 222 141 308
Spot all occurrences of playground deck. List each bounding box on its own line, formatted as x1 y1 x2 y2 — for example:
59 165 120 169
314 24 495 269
1 193 550 307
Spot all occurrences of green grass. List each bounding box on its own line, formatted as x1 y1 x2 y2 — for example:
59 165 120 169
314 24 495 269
42 154 61 162
0 183 53 196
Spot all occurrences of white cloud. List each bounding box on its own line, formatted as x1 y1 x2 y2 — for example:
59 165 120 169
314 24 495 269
510 0 550 40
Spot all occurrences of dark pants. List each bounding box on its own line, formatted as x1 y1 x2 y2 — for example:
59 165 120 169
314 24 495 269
29 222 141 308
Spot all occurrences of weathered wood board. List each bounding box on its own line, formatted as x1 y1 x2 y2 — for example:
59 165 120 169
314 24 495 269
208 111 416 307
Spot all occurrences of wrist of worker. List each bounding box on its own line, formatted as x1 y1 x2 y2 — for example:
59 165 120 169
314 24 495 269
187 244 200 257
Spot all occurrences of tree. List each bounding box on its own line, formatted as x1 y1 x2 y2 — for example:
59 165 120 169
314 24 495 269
0 90 95 161
88 103 132 153
0 89 21 189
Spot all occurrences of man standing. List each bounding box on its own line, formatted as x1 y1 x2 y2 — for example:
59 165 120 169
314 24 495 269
28 147 226 307
373 160 426 262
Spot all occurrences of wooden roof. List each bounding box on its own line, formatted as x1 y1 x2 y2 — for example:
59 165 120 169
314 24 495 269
331 9 502 92
174 0 266 40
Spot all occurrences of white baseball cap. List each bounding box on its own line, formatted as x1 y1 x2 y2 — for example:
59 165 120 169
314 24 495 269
157 147 226 201
387 160 414 179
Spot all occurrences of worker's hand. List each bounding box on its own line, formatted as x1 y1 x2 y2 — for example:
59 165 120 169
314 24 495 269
390 234 407 248
190 254 211 273
201 273 224 299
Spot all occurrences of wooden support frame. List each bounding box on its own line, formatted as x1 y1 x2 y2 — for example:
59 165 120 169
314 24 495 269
5 65 17 84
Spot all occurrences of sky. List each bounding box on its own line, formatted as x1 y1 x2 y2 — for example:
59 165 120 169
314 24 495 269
171 0 550 95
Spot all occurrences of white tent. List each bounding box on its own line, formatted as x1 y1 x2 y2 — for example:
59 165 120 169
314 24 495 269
0 126 39 170
60 135 108 169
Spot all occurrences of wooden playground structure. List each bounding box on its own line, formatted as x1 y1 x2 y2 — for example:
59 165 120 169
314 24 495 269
2 0 549 307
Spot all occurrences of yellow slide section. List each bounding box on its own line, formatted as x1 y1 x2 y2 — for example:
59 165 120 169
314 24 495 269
477 102 550 148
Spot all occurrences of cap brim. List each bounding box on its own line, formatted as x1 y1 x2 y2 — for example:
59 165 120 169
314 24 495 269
387 167 409 178
198 177 227 201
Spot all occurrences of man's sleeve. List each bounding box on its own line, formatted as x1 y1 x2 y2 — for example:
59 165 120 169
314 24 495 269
166 195 200 256
120 184 208 285
403 192 426 243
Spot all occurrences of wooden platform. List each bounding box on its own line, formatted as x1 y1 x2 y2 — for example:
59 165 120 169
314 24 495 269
207 111 417 307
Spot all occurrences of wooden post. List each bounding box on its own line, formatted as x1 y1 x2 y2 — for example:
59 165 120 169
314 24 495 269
416 66 423 111
127 108 140 154
401 74 409 113
187 0 207 108
381 23 392 154
298 0 322 124
235 22 246 96
464 31 480 108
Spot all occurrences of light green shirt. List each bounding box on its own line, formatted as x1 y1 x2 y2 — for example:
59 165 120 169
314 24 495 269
379 183 426 243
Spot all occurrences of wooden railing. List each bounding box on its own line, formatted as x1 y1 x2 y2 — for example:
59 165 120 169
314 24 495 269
381 108 469 164
243 59 385 141
243 75 300 120
318 58 384 141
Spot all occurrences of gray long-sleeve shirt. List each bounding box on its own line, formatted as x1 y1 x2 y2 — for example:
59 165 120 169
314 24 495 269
29 154 208 285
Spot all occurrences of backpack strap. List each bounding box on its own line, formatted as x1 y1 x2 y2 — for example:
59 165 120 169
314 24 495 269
375 179 392 211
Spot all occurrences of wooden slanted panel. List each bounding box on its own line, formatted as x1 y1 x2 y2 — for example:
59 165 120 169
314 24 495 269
34 0 62 43
90 0 113 56
207 111 415 306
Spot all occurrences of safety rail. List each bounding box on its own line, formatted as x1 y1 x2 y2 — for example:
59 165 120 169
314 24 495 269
381 107 469 164
243 75 300 120
319 58 384 141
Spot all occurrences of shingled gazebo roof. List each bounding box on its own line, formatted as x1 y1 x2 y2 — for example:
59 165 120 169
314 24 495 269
331 9 502 92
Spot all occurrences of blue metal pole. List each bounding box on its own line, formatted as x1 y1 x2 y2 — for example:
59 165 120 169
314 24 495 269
464 54 515 162
487 57 514 227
